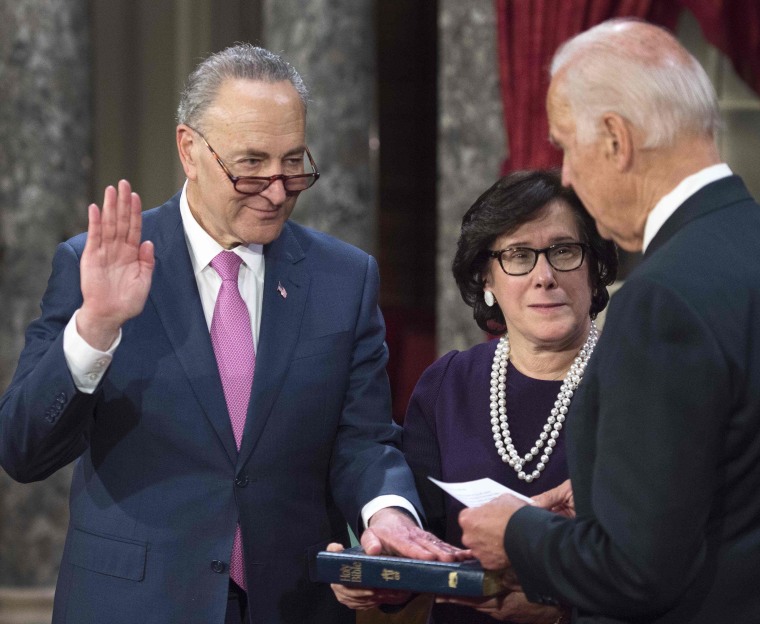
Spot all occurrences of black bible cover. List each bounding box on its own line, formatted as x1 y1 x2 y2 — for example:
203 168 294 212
314 546 504 596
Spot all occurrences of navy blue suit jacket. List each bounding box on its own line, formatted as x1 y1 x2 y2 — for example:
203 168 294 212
504 175 760 623
0 193 421 623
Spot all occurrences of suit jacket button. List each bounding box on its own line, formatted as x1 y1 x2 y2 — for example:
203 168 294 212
235 475 249 487
210 560 226 573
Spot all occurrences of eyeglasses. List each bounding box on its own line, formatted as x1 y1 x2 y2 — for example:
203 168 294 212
487 243 589 276
190 127 320 196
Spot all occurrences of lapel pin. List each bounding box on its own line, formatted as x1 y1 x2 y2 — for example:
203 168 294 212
277 281 288 299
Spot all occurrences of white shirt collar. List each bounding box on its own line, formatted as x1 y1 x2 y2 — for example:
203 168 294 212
642 163 732 252
179 181 264 274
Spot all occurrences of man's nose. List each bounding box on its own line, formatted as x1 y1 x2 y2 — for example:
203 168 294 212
259 176 288 204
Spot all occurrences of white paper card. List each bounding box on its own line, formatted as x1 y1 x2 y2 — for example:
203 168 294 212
428 476 535 508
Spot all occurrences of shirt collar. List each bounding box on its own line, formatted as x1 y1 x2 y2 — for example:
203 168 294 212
179 181 264 275
642 163 732 252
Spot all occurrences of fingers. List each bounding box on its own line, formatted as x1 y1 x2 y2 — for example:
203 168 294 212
114 180 131 243
86 181 141 252
100 184 118 245
532 479 575 515
436 594 492 607
364 523 469 562
84 184 116 256
330 583 379 610
372 589 412 606
359 528 383 556
85 202 102 253
531 490 556 509
414 533 469 562
125 189 143 249
138 240 155 273
330 583 410 611
115 180 143 250
325 542 345 553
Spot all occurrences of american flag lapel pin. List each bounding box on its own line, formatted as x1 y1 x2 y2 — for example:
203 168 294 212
277 281 288 299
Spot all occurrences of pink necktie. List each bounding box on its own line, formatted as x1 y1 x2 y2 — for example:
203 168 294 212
210 251 254 591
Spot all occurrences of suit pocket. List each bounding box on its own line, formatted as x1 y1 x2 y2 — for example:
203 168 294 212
292 331 351 361
69 528 147 581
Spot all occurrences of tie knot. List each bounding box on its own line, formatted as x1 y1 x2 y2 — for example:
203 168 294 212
211 251 243 282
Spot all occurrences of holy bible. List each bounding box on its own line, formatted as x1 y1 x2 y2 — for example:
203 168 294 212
314 546 505 596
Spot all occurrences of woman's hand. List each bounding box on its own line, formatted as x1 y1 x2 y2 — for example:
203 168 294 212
532 479 575 518
326 542 413 610
436 590 562 623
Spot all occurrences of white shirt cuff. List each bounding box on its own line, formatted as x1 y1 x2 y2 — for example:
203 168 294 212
63 309 121 394
361 495 422 529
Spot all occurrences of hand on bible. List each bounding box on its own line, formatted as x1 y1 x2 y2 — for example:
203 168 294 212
363 507 469 562
325 542 413 610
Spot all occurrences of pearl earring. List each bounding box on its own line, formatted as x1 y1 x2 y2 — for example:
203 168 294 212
484 291 495 307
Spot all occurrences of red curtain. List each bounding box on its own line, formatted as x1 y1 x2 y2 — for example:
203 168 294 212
495 0 760 174
681 0 760 96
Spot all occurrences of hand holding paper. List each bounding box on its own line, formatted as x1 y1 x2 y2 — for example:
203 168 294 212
427 476 535 508
445 478 532 571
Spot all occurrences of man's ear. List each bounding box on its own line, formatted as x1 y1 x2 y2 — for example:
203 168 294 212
176 124 199 180
601 113 633 172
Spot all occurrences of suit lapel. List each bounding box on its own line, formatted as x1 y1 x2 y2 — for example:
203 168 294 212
646 175 751 258
238 222 310 467
146 198 238 465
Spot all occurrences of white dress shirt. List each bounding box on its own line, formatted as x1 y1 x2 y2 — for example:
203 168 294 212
642 163 732 253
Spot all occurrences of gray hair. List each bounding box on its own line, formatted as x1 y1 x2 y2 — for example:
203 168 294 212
176 43 309 130
550 19 721 148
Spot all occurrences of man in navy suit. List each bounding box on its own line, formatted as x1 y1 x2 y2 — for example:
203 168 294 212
459 19 760 624
0 45 460 623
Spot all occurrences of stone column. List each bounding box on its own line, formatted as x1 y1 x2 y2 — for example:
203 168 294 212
262 0 378 255
437 1 505 354
0 0 90 611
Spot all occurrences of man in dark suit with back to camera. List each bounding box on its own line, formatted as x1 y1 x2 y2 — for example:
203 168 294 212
459 18 760 624
0 44 462 624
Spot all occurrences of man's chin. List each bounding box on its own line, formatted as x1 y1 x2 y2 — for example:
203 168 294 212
592 220 614 242
239 219 288 246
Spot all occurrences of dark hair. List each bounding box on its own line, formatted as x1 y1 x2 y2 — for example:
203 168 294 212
452 170 618 334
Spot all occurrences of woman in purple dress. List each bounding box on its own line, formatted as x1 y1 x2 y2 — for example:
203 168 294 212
328 170 617 622
404 170 617 623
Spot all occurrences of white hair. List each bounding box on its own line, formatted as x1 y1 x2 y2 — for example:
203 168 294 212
550 19 721 148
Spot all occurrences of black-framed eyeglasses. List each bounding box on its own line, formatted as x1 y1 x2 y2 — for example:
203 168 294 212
487 243 589 276
190 127 320 196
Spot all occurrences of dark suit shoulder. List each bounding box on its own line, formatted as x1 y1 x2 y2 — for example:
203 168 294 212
139 192 182 242
634 193 760 305
282 220 371 264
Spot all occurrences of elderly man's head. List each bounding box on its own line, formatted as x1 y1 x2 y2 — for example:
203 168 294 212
547 19 721 250
175 44 318 249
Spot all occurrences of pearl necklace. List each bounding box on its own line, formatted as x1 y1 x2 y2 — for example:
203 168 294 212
490 321 598 483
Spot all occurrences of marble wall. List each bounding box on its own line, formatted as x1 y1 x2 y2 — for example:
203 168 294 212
264 0 378 256
0 0 89 590
437 1 505 353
